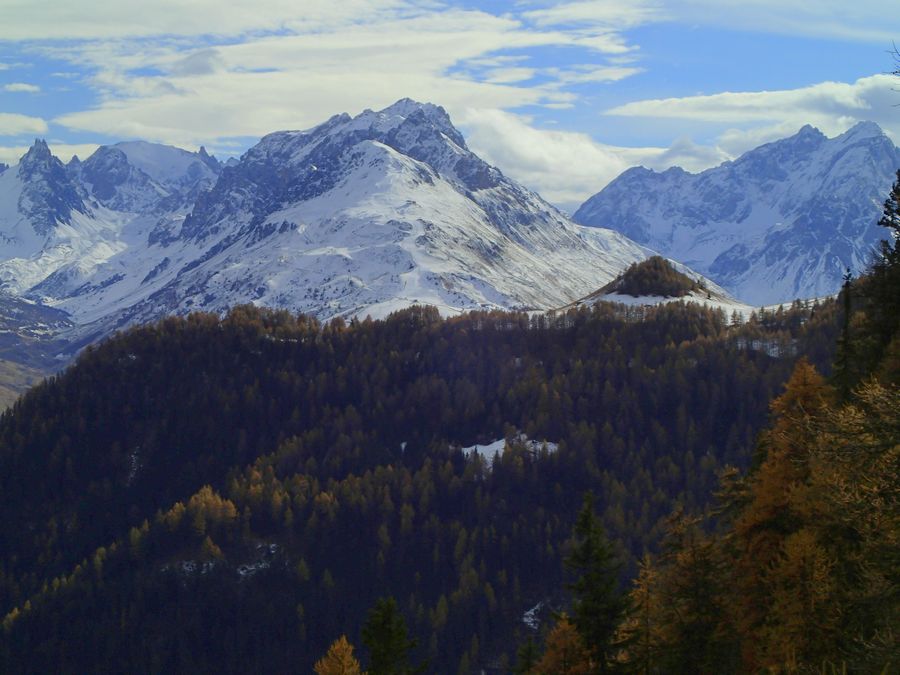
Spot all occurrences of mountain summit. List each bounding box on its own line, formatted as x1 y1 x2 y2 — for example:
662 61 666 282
0 100 649 346
574 122 900 304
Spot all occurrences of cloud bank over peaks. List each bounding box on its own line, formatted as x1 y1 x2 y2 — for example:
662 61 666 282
458 108 730 210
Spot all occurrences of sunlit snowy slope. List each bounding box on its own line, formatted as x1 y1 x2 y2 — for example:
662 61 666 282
0 99 650 345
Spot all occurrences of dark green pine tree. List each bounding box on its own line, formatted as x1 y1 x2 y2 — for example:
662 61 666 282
512 636 539 674
361 597 425 675
862 169 900 372
878 169 900 245
832 269 856 399
565 492 626 674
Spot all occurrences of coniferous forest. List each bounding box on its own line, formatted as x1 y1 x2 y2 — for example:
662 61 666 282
0 179 898 672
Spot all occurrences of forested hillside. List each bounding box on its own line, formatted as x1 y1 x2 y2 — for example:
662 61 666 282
0 290 837 672
598 256 703 298
521 172 900 674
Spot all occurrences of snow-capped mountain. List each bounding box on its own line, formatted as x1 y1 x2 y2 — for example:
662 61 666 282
0 140 220 301
0 140 96 294
71 141 219 214
0 100 649 346
574 122 900 305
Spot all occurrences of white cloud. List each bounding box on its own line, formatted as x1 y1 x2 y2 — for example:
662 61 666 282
653 135 730 169
0 0 414 40
605 74 900 154
4 83 41 93
545 64 643 85
523 1 663 30
5 0 890 214
459 107 666 208
0 142 99 166
468 72 900 210
672 0 898 43
0 112 48 136
483 67 538 84
4 0 892 45
47 7 646 148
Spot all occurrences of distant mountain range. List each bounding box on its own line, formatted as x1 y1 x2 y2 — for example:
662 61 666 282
0 99 648 351
574 122 900 305
0 101 896 358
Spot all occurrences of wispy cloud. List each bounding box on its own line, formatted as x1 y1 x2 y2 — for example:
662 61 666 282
671 0 898 43
459 107 730 208
0 0 413 40
0 112 48 136
523 1 663 30
605 74 900 152
482 67 538 84
1 0 895 208
545 64 643 85
4 82 41 93
45 6 649 148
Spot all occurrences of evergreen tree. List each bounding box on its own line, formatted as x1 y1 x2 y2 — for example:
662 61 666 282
832 269 856 398
654 514 736 674
859 169 900 375
361 596 423 675
513 636 540 674
878 169 900 243
614 554 664 674
565 492 626 673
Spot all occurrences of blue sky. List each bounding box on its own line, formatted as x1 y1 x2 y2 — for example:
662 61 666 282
0 0 897 208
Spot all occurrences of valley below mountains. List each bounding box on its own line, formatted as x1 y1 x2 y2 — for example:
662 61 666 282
0 96 898 673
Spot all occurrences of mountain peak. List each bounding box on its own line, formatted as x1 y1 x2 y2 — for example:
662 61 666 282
839 120 884 142
18 139 74 186
13 139 85 236
575 121 900 305
795 124 826 140
346 98 459 142
108 140 220 186
18 139 54 176
197 145 221 172
23 138 52 160
379 97 443 119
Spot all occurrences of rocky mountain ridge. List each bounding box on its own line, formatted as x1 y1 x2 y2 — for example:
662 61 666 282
0 99 650 351
574 122 900 304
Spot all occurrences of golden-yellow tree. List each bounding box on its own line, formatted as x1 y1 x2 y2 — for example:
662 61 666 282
729 359 835 669
532 614 593 675
614 554 664 673
314 636 364 675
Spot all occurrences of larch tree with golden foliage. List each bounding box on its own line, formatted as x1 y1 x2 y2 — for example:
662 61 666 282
614 554 665 674
729 359 835 669
802 380 900 669
532 614 594 675
314 636 364 675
